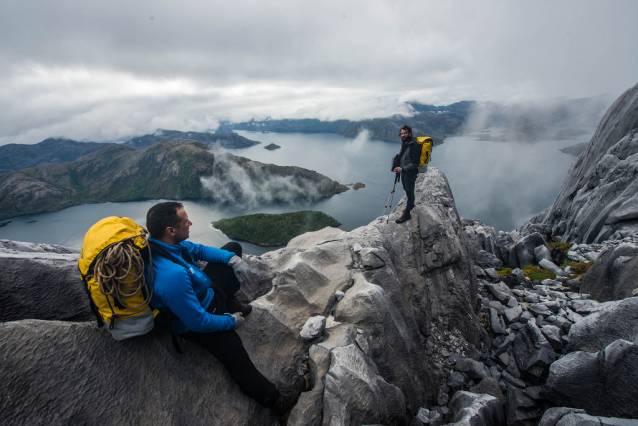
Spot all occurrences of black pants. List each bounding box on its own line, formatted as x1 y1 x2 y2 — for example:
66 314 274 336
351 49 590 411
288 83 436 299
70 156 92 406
401 169 418 213
182 242 279 407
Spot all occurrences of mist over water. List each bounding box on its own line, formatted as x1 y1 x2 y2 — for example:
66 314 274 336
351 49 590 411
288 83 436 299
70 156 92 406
0 130 590 254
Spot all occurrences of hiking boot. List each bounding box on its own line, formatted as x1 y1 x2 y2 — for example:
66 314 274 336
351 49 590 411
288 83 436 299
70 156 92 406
395 211 411 224
225 297 253 316
272 376 307 420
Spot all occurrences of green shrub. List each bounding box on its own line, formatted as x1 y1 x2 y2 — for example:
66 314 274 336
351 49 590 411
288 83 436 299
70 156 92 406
522 265 555 281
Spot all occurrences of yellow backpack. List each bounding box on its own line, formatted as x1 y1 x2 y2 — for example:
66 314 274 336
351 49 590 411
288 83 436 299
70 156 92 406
416 137 433 172
78 216 155 340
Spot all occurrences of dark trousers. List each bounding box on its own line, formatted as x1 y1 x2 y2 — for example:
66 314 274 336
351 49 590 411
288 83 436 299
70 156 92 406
183 242 279 407
401 169 418 213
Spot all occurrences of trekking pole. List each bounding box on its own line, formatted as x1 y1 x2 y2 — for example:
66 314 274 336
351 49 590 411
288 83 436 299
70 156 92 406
382 173 401 222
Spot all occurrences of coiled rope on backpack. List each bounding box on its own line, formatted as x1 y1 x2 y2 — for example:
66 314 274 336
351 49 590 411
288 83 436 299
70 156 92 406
94 230 154 329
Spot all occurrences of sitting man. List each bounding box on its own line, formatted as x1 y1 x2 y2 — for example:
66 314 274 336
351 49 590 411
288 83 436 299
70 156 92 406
144 201 304 418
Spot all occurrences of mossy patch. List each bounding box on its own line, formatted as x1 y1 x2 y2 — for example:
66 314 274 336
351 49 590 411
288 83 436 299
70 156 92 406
497 267 513 277
563 260 593 276
522 265 556 281
549 242 571 254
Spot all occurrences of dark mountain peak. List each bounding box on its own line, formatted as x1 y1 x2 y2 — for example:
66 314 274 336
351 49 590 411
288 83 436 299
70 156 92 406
0 138 114 175
124 129 260 150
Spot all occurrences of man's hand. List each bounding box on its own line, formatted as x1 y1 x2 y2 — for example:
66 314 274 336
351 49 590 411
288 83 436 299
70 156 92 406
393 167 402 173
231 312 245 330
228 255 253 285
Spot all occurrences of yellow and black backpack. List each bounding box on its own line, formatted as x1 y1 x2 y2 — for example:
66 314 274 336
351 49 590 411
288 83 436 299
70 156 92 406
78 216 155 340
416 137 433 173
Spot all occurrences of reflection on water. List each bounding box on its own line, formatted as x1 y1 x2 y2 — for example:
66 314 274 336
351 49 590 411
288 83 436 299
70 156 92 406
0 130 591 255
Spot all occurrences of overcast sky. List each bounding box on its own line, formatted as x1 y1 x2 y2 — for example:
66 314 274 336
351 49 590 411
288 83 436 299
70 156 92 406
1 0 637 145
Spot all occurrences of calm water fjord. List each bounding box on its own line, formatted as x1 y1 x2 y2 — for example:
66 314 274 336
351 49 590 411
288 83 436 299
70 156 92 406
0 131 590 255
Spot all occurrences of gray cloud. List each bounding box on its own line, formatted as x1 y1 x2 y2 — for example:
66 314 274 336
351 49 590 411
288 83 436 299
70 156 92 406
200 149 323 207
1 0 637 145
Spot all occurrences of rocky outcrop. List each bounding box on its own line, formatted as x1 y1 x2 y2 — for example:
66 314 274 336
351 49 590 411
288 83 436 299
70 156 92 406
539 407 638 426
0 167 481 425
445 391 505 425
0 320 281 425
580 241 638 301
524 81 638 244
539 296 638 421
566 297 638 353
544 339 638 419
0 240 91 322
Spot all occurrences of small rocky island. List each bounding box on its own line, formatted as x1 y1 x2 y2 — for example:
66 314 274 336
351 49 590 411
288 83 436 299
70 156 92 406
212 210 341 246
264 143 281 150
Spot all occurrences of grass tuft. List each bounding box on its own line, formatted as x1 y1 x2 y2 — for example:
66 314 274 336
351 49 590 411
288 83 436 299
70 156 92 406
548 242 571 254
497 267 513 277
522 265 555 281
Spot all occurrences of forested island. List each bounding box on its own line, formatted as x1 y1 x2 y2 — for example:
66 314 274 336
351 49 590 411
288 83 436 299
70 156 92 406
212 211 341 246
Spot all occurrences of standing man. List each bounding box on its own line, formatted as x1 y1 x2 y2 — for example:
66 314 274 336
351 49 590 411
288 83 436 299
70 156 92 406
144 202 305 418
392 125 420 224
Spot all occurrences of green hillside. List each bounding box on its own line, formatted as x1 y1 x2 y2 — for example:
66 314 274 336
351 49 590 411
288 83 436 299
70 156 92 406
0 139 348 220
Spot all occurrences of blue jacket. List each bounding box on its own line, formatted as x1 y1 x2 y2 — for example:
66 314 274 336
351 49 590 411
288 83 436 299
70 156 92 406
145 237 235 334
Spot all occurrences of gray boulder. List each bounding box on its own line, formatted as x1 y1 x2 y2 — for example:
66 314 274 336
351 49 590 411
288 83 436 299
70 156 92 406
539 259 564 276
486 282 514 303
539 407 638 426
506 384 543 426
476 250 503 269
322 344 407 425
512 320 557 383
534 245 553 263
469 377 506 405
580 243 638 302
526 81 638 243
567 297 638 353
447 391 505 426
515 233 550 268
454 357 489 380
0 241 92 322
0 320 280 425
545 339 638 419
300 315 326 340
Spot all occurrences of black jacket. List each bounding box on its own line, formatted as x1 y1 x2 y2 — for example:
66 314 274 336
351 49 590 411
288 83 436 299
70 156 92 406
398 137 420 172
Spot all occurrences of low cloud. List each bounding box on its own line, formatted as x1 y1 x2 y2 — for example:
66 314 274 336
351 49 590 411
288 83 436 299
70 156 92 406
344 129 371 153
463 96 612 142
200 150 323 207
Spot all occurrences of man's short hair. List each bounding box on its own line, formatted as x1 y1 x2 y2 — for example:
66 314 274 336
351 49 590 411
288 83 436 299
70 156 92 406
399 125 413 137
146 202 184 239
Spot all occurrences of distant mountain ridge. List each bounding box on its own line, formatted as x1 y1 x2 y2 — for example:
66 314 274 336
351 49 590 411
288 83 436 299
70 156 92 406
0 138 115 175
0 139 347 220
124 129 260 149
228 101 476 145
229 97 609 144
0 130 262 177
